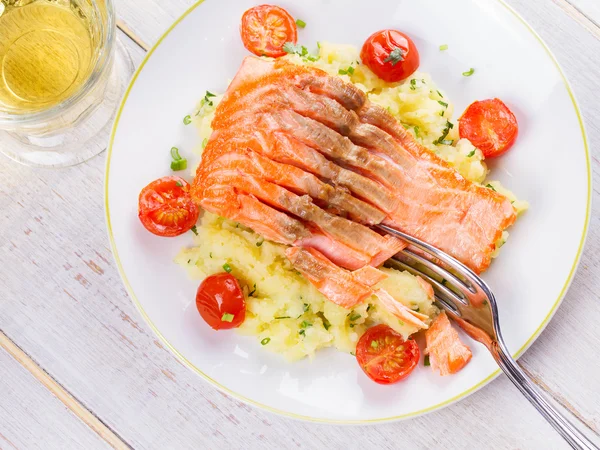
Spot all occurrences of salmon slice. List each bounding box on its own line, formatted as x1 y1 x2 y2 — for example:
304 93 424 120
196 55 516 275
285 247 373 308
200 147 385 225
425 312 472 376
200 169 404 269
373 289 430 329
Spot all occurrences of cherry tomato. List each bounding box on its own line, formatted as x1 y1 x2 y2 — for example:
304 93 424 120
355 324 420 384
360 29 420 83
138 176 199 237
240 5 297 58
459 98 518 158
196 273 246 330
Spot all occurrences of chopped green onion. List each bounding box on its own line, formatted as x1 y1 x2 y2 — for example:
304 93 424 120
440 111 445 117
190 225 198 236
438 100 448 108
323 321 331 331
187 259 191 264
439 44 448 51
366 305 372 312
275 316 290 320
447 121 454 129
205 91 216 98
221 313 234 322
298 329 306 336
256 237 264 247
338 66 355 75
223 263 232 273
398 320 405 326
305 55 319 62
371 340 379 349
261 337 271 345
350 351 355 356
171 159 187 171
486 183 497 192
300 320 312 329
175 181 183 187
383 47 405 65
462 68 475 77
410 79 417 90
467 150 476 157
317 41 321 49
349 313 361 321
183 115 192 125
249 283 257 296
209 252 213 259
303 303 310 312
424 355 431 366
295 19 306 28
414 126 420 138
439 139 454 145
201 138 208 149
436 90 443 98
171 147 182 160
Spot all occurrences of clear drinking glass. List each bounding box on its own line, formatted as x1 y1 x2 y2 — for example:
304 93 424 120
0 0 134 167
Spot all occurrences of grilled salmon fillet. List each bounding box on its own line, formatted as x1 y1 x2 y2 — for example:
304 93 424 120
193 56 516 305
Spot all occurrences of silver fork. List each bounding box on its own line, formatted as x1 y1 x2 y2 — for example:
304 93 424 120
378 224 598 450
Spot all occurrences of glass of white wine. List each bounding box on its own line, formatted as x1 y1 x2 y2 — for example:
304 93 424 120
0 0 134 167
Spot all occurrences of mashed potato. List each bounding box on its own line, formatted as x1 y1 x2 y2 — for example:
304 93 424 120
176 213 437 361
182 42 526 360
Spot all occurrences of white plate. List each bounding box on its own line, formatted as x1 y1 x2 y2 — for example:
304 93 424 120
105 0 591 422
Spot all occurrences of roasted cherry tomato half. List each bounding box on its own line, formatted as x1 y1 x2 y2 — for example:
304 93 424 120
360 29 420 83
196 273 246 330
138 176 199 237
459 98 518 158
356 324 420 384
240 5 297 58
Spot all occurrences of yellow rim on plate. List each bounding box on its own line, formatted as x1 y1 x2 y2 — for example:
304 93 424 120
105 0 592 423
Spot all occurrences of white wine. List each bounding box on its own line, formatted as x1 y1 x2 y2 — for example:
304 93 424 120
0 0 97 113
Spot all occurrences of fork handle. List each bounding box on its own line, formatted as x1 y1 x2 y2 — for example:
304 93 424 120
493 344 599 450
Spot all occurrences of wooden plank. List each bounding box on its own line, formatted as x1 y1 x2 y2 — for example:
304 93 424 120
0 346 111 450
1 1 599 449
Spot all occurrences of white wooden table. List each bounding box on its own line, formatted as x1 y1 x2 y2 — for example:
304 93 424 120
1 1 599 448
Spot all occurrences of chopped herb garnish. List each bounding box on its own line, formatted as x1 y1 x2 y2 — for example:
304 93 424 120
383 47 405 65
350 351 355 356
209 252 213 259
183 115 192 125
175 181 183 187
440 110 445 117
275 316 290 320
201 138 208 149
410 79 417 90
261 337 271 345
339 66 355 75
439 139 454 145
187 259 191 264
414 126 420 138
349 313 361 321
256 237 264 247
190 225 198 236
283 42 308 57
436 90 444 98
300 320 312 329
222 263 232 273
412 306 420 312
299 329 306 336
424 355 431 366
221 313 234 322
366 305 372 312
305 55 319 62
303 303 310 312
371 340 379 349
201 91 216 107
486 183 497 192
467 150 476 157
398 320 405 326
438 100 449 108
170 147 188 171
462 68 475 77
439 44 448 51
295 19 306 28
249 283 257 296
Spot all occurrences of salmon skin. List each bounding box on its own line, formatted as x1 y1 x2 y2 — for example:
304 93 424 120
193 56 516 307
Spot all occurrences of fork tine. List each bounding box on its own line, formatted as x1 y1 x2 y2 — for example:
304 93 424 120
386 258 462 316
400 248 475 295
